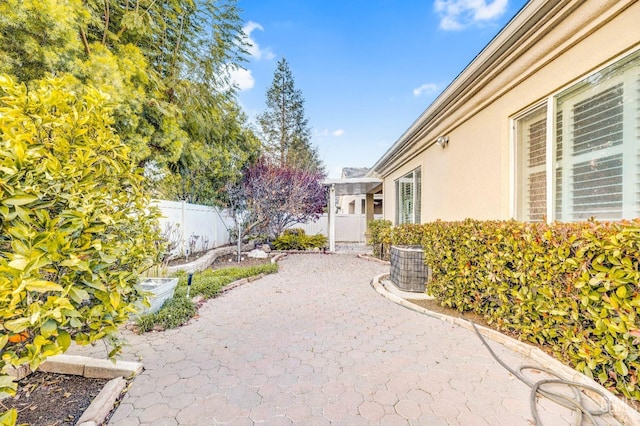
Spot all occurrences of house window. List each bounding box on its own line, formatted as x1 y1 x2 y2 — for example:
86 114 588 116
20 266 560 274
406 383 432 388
516 104 548 222
395 168 421 224
516 50 640 222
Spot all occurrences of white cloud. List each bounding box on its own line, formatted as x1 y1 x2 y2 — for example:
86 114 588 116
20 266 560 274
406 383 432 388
242 21 275 60
434 0 509 30
413 83 438 97
227 65 255 91
316 128 344 138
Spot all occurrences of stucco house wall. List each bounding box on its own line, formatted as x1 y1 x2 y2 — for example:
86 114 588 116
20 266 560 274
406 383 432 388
373 0 639 224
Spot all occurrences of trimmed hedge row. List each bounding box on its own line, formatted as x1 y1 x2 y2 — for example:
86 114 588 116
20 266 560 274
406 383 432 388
370 218 640 400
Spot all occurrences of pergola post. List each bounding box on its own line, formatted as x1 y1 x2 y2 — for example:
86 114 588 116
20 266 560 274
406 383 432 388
365 193 374 243
328 184 336 252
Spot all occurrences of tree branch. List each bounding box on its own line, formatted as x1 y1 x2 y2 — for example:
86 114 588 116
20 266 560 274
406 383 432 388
102 0 110 44
79 27 91 55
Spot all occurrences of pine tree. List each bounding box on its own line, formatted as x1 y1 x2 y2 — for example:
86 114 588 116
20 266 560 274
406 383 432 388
258 58 323 172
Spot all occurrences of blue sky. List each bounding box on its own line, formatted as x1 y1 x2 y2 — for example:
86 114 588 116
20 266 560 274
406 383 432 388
232 0 529 177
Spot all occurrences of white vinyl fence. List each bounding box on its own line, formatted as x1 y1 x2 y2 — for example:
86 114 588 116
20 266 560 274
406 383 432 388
154 200 377 253
154 200 234 256
294 214 381 243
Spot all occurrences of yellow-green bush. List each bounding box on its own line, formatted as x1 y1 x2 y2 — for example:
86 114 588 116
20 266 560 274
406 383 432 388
372 218 640 400
0 75 161 403
368 220 426 260
368 219 391 258
272 228 327 250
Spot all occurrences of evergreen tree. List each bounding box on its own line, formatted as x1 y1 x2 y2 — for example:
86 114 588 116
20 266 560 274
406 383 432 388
258 58 323 172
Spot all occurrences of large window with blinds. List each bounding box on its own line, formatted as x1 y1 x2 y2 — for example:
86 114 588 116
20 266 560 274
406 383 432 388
516 105 548 222
516 50 639 222
395 168 421 224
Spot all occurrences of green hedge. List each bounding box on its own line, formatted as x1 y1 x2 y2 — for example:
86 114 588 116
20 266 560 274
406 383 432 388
371 219 640 400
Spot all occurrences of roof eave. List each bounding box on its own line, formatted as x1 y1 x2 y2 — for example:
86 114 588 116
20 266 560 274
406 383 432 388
368 0 564 177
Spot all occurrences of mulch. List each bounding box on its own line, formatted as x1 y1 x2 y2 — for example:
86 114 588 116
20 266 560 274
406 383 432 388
1 371 108 426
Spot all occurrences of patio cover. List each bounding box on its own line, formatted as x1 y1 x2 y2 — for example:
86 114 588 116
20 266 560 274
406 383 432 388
323 177 383 251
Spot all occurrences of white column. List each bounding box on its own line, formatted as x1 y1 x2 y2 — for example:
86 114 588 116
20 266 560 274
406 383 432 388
329 184 336 252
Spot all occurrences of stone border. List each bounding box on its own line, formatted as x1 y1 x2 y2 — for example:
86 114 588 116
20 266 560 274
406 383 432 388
42 355 142 426
370 273 640 426
76 377 128 426
4 354 143 426
212 253 286 296
166 242 256 274
356 253 390 265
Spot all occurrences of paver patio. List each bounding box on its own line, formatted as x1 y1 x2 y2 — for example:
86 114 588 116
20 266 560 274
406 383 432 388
70 253 621 425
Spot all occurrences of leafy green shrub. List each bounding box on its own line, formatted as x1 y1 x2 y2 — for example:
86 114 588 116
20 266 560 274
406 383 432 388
386 218 640 400
136 296 196 333
137 263 278 332
272 229 327 250
368 220 427 260
283 228 305 237
0 75 161 401
368 219 392 259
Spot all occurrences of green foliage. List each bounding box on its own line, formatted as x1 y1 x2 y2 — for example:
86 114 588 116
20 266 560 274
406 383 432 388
0 408 16 426
0 0 87 81
272 229 328 250
135 296 196 333
368 219 392 259
0 74 161 389
160 99 261 205
368 221 426 260
136 263 278 332
0 0 257 204
378 218 640 400
258 58 323 173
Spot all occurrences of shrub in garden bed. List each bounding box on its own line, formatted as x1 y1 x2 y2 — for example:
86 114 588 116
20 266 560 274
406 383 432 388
368 219 426 260
136 263 278 332
0 76 162 423
368 219 392 259
272 228 327 250
371 218 640 401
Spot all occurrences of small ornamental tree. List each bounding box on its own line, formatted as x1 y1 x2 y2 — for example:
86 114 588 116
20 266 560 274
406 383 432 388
0 74 161 422
223 178 260 262
243 158 326 239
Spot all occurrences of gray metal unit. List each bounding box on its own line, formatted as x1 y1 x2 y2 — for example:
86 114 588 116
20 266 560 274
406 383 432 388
389 245 429 292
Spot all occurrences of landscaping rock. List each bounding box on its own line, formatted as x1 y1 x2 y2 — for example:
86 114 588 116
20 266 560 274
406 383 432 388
261 244 272 253
248 249 268 259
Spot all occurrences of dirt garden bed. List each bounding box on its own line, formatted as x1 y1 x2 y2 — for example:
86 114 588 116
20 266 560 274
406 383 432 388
1 372 108 425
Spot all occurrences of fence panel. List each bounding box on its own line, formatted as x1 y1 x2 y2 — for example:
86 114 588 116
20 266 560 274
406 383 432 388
154 200 376 251
153 200 233 256
293 214 369 243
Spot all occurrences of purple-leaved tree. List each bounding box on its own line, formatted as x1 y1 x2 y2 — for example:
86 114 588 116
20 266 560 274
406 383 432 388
243 158 326 239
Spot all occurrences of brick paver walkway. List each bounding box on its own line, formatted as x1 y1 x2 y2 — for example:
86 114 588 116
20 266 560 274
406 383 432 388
71 254 618 425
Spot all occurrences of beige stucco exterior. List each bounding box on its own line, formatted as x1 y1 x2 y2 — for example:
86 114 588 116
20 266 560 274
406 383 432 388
371 0 640 224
